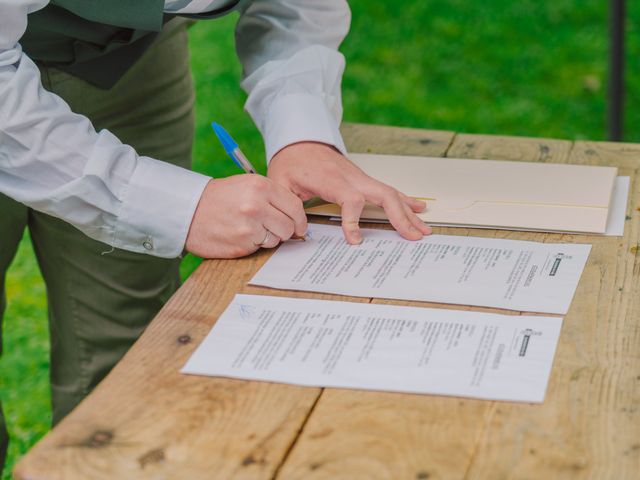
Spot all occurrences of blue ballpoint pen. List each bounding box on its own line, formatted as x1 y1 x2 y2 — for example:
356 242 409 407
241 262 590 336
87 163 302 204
211 121 307 241
211 122 258 174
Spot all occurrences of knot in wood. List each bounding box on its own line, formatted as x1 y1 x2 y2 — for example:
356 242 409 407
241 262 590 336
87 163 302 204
538 144 550 160
86 430 113 448
242 454 266 467
178 334 191 345
138 448 166 468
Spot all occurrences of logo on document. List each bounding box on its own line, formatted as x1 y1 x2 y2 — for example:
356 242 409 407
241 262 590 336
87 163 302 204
518 328 542 357
549 252 572 276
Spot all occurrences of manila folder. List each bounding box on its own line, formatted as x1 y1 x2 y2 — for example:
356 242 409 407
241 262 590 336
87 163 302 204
305 153 618 234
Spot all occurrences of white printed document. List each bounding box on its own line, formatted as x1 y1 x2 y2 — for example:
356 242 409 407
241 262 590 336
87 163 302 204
182 294 563 403
250 224 591 314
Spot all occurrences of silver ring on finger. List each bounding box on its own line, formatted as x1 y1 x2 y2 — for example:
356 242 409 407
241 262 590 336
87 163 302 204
256 230 272 247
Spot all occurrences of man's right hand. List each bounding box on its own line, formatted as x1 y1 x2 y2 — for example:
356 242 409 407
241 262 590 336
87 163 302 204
185 175 307 258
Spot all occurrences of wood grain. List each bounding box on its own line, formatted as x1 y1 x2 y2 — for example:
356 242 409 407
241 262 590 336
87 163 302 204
276 133 575 479
15 127 640 480
572 140 640 170
341 122 454 156
13 252 366 480
463 141 640 480
447 132 572 163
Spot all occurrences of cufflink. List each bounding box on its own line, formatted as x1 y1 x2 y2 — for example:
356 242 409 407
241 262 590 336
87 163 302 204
143 236 154 251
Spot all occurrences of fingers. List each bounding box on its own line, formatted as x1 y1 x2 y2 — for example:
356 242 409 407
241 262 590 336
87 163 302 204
336 181 431 243
254 229 280 249
340 194 366 244
268 183 308 237
261 205 297 246
400 193 427 213
402 201 432 235
376 189 425 241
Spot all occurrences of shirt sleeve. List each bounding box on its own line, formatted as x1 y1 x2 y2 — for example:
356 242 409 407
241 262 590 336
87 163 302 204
0 0 211 258
235 0 351 162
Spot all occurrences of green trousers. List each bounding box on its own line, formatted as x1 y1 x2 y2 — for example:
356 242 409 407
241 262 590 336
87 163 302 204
0 18 195 473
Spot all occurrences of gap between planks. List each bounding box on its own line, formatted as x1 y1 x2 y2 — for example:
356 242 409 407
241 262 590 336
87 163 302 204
270 294 378 479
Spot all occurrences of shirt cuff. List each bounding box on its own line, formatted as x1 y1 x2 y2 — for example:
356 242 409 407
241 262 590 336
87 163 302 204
262 93 347 162
113 156 211 258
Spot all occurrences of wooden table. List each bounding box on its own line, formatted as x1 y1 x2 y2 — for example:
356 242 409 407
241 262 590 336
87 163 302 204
14 124 640 479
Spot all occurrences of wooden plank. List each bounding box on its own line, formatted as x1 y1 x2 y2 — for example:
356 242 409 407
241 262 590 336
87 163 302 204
572 140 640 170
13 251 367 480
464 141 640 479
447 132 572 163
341 122 454 156
277 132 574 479
275 389 493 480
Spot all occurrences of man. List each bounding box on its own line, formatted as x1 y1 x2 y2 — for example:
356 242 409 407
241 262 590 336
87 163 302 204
0 0 431 470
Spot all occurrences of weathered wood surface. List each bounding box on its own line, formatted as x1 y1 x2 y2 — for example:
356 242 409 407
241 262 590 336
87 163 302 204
14 253 325 480
341 122 454 157
278 131 573 480
447 132 573 163
15 125 640 480
461 142 640 480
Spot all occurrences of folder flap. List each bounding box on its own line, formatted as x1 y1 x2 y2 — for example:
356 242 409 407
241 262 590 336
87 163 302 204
347 153 618 211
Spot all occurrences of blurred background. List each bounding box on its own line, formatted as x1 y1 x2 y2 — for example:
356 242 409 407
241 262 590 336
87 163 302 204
1 0 638 475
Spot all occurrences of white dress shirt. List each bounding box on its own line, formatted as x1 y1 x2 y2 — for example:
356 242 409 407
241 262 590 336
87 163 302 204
0 0 350 258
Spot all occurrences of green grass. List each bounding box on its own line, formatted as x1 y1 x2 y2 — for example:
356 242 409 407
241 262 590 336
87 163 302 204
1 0 638 476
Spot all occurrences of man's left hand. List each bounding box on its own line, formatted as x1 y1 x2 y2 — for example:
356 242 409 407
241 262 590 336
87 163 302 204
268 142 432 245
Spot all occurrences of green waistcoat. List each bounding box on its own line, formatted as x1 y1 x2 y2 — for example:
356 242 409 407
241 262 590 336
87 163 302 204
21 0 239 89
